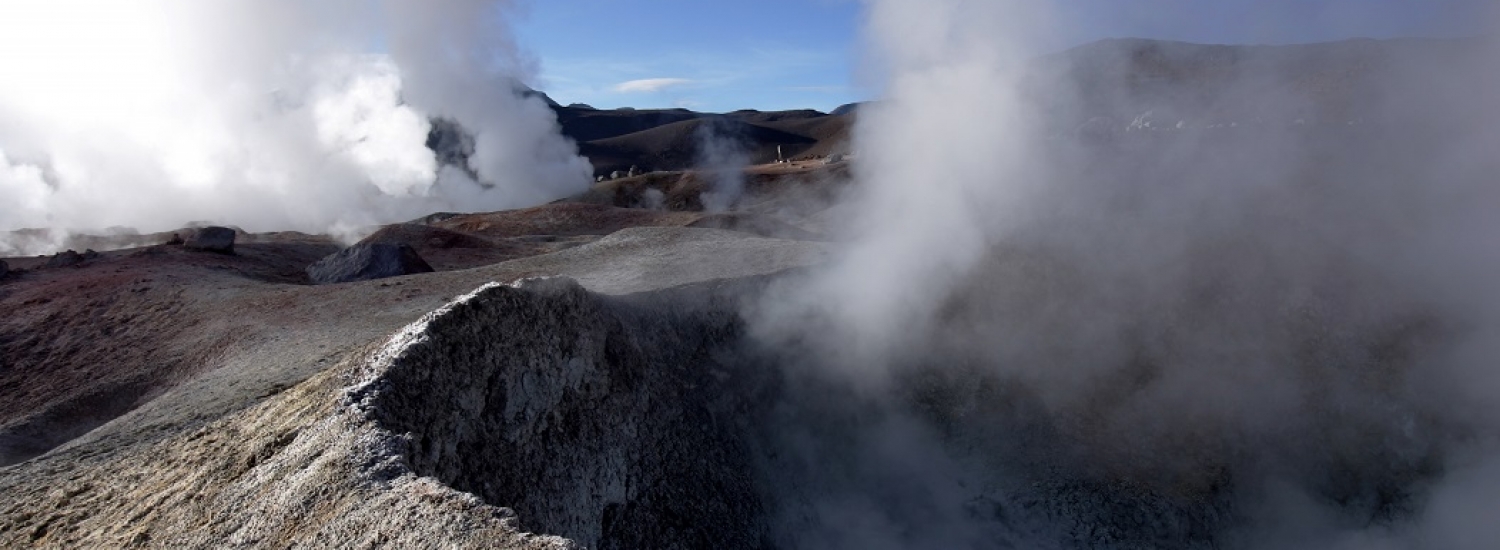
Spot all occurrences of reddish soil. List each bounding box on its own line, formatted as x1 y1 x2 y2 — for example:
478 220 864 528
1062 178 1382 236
0 185 843 466
574 162 850 214
431 202 704 240
0 242 338 464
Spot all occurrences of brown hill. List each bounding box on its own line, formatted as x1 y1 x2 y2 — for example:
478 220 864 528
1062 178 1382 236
426 105 856 180
582 117 818 174
552 107 703 143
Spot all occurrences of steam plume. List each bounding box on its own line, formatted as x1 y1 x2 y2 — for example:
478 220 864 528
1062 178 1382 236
750 0 1500 547
694 119 751 212
0 0 589 253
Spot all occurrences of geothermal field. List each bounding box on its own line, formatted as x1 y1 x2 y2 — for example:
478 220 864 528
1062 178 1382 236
4 1 1500 549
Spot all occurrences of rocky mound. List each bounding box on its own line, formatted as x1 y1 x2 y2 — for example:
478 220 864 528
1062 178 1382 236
0 226 827 547
347 277 1230 548
354 278 774 549
43 249 98 268
357 224 552 272
183 226 237 254
307 243 436 285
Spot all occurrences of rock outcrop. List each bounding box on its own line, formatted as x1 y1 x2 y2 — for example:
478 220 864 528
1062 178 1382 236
343 277 1230 549
44 249 98 268
0 226 828 548
353 277 776 549
306 243 435 284
184 226 236 254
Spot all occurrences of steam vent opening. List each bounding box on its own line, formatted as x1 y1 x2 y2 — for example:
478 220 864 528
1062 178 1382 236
363 276 1447 550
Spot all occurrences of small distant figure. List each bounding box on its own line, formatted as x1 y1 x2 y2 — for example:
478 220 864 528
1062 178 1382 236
610 170 623 180
628 165 639 178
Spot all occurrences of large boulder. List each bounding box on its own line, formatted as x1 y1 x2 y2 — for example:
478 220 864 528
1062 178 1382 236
44 249 98 268
183 226 236 254
306 243 435 285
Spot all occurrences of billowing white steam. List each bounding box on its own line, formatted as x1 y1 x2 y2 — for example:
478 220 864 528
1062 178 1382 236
800 0 1054 374
695 120 751 212
753 0 1500 547
0 0 589 252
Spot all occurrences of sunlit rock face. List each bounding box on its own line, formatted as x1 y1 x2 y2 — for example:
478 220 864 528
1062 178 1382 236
355 277 779 549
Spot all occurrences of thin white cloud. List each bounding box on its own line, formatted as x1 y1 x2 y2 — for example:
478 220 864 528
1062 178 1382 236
612 77 694 93
783 85 851 94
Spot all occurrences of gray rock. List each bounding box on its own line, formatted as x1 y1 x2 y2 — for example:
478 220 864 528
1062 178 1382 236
184 226 236 254
45 250 85 268
349 276 1232 549
425 118 477 181
307 243 435 285
357 277 775 549
45 249 101 268
0 228 825 548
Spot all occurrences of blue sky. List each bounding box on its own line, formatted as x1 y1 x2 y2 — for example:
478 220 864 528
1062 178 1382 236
513 0 1489 113
514 0 862 113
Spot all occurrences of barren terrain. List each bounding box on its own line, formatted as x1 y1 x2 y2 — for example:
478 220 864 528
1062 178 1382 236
2 37 1494 549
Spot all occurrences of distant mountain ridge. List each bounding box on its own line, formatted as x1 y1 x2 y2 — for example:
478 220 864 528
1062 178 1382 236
553 106 854 177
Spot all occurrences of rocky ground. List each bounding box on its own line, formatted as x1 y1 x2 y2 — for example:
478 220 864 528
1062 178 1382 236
0 220 826 547
0 170 1274 548
0 160 843 548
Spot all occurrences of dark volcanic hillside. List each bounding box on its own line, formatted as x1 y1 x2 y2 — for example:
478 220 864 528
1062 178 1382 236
429 104 857 180
552 107 703 143
582 118 817 174
558 107 855 177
